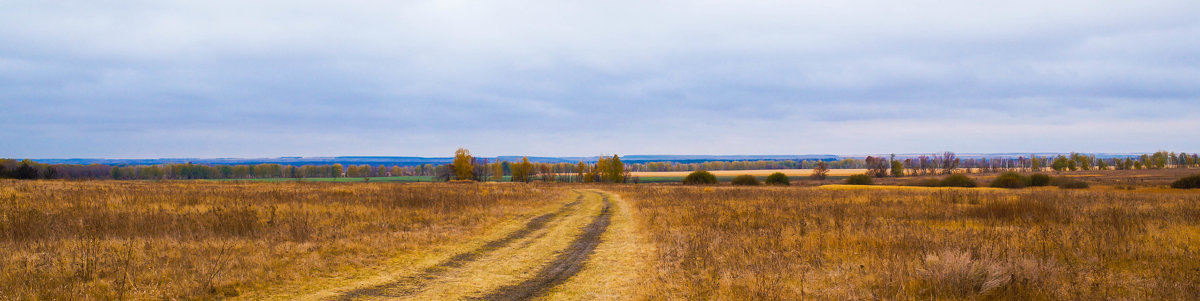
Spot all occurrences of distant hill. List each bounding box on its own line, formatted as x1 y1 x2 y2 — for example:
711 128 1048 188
31 155 840 167
26 153 1153 167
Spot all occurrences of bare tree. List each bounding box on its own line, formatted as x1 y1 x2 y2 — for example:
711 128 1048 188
865 156 889 177
810 161 829 180
940 152 958 175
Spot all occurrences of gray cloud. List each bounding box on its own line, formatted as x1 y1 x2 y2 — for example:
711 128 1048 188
2 0 1199 158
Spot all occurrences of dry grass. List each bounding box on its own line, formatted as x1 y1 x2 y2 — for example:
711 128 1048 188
0 180 564 300
611 185 1200 299
629 169 867 178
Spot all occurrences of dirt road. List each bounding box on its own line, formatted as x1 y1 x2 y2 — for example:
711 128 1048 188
308 189 638 301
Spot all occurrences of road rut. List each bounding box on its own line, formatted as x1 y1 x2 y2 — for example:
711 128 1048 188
474 193 613 300
333 193 585 300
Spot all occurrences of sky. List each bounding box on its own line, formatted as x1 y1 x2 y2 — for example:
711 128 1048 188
2 1 1199 158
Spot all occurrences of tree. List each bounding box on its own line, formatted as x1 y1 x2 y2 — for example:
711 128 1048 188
511 157 533 183
539 164 555 182
14 161 38 179
492 158 505 181
331 164 343 178
890 159 905 177
940 152 959 175
865 156 889 178
452 148 475 181
576 161 587 183
605 155 625 183
1030 155 1042 172
1051 156 1069 172
810 161 829 180
765 172 790 186
434 164 453 181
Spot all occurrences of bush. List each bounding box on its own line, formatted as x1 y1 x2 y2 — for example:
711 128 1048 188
731 174 761 186
764 172 790 186
1057 179 1089 189
1171 174 1200 189
845 174 873 185
913 178 944 187
683 170 718 185
940 174 978 187
990 172 1029 189
1029 173 1051 187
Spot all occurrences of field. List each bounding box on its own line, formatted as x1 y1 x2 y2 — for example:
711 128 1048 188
213 176 437 183
630 169 866 178
610 185 1200 299
0 181 567 299
630 169 867 184
2 168 1200 300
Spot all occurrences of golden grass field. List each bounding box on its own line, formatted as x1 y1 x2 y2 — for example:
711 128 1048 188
629 168 868 177
3 168 1200 300
609 184 1200 299
0 180 566 300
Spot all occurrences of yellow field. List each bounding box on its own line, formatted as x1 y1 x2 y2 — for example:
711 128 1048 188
4 173 1200 300
609 185 1200 299
630 168 868 177
0 180 566 300
819 184 1007 192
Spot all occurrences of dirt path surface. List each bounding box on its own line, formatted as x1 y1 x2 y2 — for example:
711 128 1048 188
317 190 634 301
332 193 586 300
474 194 612 301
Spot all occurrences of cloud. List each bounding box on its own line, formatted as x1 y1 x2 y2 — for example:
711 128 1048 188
1 1 1199 158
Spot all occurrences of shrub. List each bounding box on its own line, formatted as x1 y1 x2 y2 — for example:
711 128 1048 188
764 172 790 186
913 178 943 187
1029 173 1051 187
845 174 873 185
990 172 1029 189
940 174 978 187
1056 179 1089 189
1171 174 1200 189
683 170 718 185
731 174 761 186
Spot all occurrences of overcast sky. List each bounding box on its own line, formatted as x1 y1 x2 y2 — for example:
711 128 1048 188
3 1 1199 158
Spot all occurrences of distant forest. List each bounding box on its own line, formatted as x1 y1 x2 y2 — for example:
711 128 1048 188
1 151 1197 181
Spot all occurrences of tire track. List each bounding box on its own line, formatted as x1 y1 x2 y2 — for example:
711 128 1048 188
474 192 613 301
334 193 585 300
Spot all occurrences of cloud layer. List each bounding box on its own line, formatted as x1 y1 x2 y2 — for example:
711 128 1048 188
3 1 1199 158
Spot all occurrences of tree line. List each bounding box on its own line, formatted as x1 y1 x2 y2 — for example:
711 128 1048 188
857 150 1200 179
2 150 1197 181
0 159 444 180
443 148 629 183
